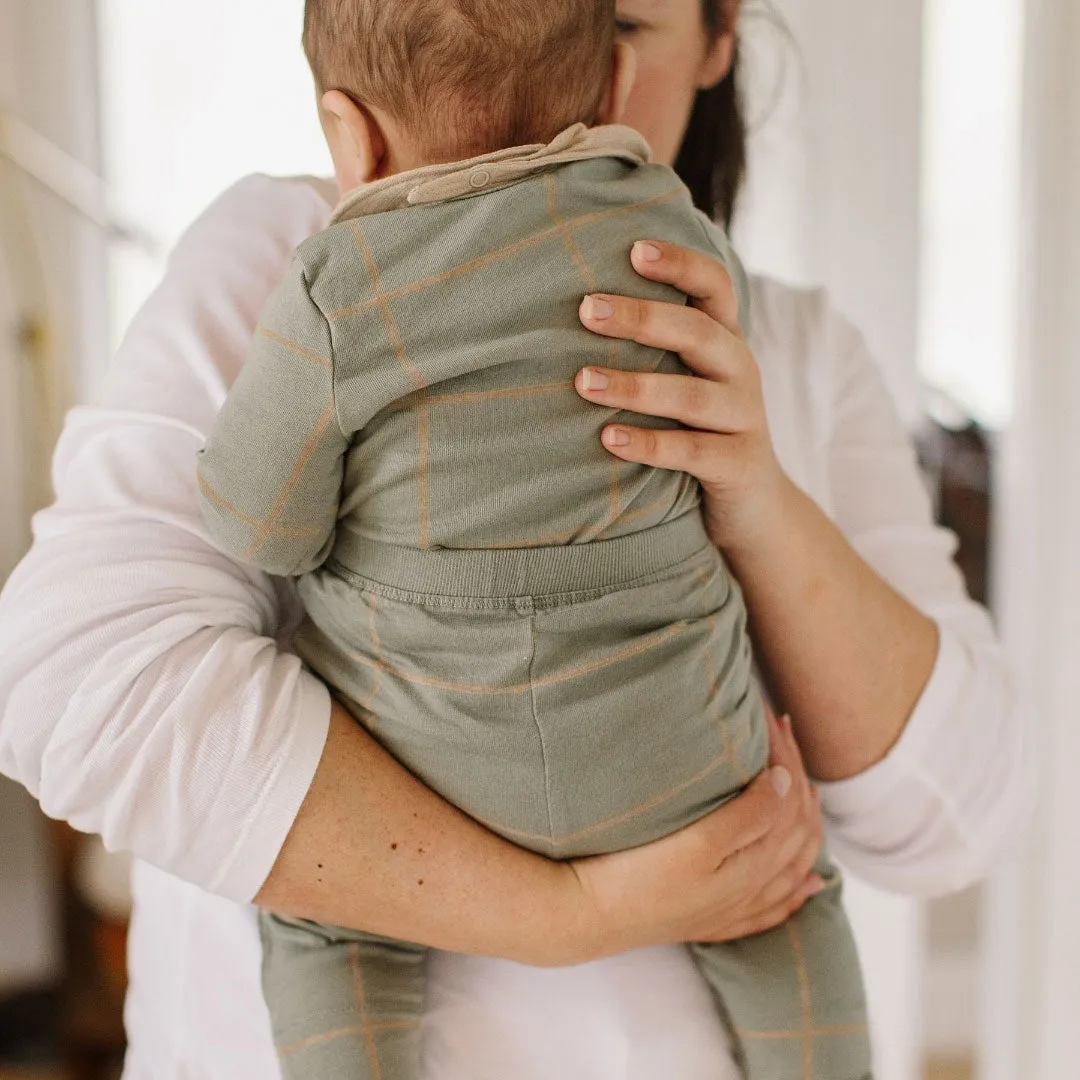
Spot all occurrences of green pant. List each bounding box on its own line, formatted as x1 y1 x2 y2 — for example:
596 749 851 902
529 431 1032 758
262 513 872 1079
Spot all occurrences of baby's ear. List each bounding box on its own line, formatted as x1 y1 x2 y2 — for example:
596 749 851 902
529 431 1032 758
596 41 638 126
321 90 386 194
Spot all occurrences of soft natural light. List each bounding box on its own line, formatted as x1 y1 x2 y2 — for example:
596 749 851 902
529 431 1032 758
98 0 332 342
919 0 1024 429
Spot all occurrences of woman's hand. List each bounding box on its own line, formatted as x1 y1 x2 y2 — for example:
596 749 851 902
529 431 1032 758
573 240 940 784
564 710 824 962
575 240 795 556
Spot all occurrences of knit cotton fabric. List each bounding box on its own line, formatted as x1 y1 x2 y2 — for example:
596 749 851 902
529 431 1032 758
197 125 871 1080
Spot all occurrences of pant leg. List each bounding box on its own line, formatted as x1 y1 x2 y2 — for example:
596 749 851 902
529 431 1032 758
689 855 873 1080
260 912 427 1080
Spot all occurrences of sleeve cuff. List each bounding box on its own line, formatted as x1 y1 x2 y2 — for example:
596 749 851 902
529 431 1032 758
818 622 965 822
211 673 333 903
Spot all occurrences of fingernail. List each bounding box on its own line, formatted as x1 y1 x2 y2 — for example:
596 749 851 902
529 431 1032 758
782 714 793 731
807 878 827 899
603 426 631 448
633 241 663 263
582 295 614 321
771 766 792 799
581 368 610 392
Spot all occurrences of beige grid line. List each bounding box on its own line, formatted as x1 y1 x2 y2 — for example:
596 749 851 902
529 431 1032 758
197 473 323 541
423 380 570 409
478 735 737 850
244 403 338 561
351 221 431 550
350 620 689 697
327 189 683 322
786 919 815 1080
350 941 384 1080
278 1019 418 1058
546 174 599 293
351 223 427 393
257 327 332 369
735 1023 868 1041
417 400 432 549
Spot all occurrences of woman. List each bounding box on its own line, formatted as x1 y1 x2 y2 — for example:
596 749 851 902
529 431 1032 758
0 1 1029 1077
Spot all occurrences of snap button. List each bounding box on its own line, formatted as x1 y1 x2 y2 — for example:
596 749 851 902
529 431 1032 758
470 169 491 189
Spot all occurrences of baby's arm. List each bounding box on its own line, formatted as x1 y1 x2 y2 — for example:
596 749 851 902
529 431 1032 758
198 253 348 577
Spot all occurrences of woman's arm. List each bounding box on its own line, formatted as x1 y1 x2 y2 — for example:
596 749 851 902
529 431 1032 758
576 247 936 778
258 702 826 964
575 242 1031 893
0 176 823 961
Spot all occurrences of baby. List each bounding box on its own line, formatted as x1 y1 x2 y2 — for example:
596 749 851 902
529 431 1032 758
197 1 872 1078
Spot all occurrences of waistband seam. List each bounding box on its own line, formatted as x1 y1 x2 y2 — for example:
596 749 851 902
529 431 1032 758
323 545 716 609
324 512 713 605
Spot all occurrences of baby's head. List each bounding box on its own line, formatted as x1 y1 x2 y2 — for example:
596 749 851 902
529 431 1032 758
304 0 634 194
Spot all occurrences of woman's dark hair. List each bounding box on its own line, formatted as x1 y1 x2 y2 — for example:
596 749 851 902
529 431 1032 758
673 0 747 228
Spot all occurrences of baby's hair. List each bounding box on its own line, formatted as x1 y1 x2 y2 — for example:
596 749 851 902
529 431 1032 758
304 0 617 162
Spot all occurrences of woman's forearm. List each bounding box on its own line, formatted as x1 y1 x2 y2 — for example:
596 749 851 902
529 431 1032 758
724 479 939 782
256 702 589 965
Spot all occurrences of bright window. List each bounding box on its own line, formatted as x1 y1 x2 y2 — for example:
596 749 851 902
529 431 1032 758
918 0 1025 428
98 0 332 342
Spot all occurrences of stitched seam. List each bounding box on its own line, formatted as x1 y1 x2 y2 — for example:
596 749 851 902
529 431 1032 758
526 614 557 851
323 542 713 607
476 739 738 849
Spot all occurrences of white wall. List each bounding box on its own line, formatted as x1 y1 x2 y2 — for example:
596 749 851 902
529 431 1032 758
736 6 926 1078
1 0 108 519
980 0 1080 1075
0 0 105 991
736 0 925 424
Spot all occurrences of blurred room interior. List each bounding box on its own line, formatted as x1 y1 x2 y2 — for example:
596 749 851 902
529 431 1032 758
2 1 1078 1079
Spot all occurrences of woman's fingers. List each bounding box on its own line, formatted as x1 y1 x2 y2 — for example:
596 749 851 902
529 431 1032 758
628 240 742 337
579 293 744 382
710 876 830 943
596 424 730 476
694 767 790 865
575 367 746 433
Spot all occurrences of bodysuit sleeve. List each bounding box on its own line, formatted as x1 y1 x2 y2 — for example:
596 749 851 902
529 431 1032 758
694 210 753 337
197 254 349 577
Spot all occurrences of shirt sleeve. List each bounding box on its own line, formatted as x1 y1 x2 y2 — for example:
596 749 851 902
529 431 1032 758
814 303 1035 896
197 254 348 577
0 175 336 903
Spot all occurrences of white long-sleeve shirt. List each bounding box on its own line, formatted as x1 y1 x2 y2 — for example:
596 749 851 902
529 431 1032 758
0 174 1031 1080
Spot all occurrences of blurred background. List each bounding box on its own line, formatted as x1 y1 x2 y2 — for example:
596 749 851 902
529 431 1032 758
1 1 1077 1079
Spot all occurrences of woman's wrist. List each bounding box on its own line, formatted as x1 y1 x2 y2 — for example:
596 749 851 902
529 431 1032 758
706 469 802 570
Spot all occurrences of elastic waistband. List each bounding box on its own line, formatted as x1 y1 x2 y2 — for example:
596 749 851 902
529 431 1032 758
330 513 711 600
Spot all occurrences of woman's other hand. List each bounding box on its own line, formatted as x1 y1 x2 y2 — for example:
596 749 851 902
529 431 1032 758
575 241 794 558
566 710 824 961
